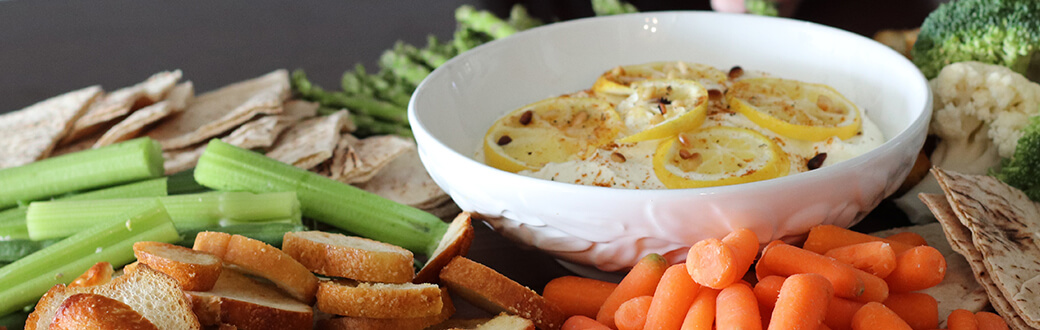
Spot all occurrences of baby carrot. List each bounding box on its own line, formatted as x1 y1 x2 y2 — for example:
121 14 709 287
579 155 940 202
824 241 897 278
819 324 832 330
851 302 912 330
598 253 669 328
755 241 865 300
823 297 864 330
883 292 938 330
753 275 786 310
687 228 759 289
975 311 1008 330
886 245 947 293
947 309 979 330
681 289 719 330
716 282 762 330
646 264 702 330
563 315 612 330
804 225 915 255
545 276 619 318
768 273 833 330
848 267 889 303
884 232 928 247
615 296 654 330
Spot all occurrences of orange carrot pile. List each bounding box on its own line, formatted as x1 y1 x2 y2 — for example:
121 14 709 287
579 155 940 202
597 253 668 328
545 276 618 319
541 224 1008 330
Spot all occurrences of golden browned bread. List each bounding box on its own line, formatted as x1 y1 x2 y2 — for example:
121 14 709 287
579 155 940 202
315 279 443 318
135 241 222 291
26 263 200 330
186 268 312 330
193 231 318 304
49 293 159 330
68 261 114 288
315 288 455 330
282 231 414 283
439 257 566 330
415 212 475 284
428 314 535 330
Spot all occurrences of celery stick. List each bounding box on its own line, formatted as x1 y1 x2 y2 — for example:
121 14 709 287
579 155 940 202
0 138 164 210
0 239 58 262
194 139 447 255
167 168 210 194
26 191 301 240
0 178 167 241
177 223 309 248
0 199 178 315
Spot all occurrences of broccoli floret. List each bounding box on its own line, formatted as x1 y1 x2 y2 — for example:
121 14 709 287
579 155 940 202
911 0 1040 81
993 115 1040 201
745 0 779 17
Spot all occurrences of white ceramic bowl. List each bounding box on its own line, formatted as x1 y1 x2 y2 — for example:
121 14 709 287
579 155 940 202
409 11 931 271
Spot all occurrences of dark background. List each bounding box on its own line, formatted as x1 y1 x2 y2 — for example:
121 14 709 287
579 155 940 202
0 0 940 294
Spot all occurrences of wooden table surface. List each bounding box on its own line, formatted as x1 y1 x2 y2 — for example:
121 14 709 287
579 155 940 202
0 0 937 319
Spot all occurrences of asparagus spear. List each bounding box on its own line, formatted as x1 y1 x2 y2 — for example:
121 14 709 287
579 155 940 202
592 0 639 16
508 4 543 30
292 70 408 124
455 5 518 40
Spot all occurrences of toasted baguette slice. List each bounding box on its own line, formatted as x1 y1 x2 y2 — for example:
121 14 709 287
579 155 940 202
135 241 222 291
186 268 312 330
193 231 318 304
415 212 475 284
69 261 114 288
50 293 159 330
26 263 200 330
439 257 566 330
316 288 454 330
315 279 442 318
283 231 414 283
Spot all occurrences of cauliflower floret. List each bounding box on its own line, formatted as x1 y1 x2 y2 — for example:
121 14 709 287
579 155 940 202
930 61 1040 160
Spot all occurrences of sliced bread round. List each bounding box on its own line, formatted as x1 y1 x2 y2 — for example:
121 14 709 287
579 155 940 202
134 241 222 291
283 231 414 284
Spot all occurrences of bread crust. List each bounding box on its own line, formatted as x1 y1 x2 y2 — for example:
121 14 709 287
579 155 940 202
193 231 319 304
135 241 222 291
283 231 414 283
315 280 443 318
49 293 159 330
415 212 475 284
439 257 566 330
316 288 454 330
186 269 313 330
68 261 114 288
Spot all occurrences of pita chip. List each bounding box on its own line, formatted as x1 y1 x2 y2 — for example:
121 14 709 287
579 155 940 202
162 144 206 175
63 70 182 143
359 147 450 209
0 86 102 169
265 110 351 170
222 100 321 150
94 81 195 148
932 168 1040 329
871 222 989 327
331 134 415 184
147 69 289 150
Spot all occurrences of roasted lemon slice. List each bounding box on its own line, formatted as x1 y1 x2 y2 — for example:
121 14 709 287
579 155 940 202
616 79 709 143
652 126 790 188
592 61 729 97
727 77 861 142
484 97 622 173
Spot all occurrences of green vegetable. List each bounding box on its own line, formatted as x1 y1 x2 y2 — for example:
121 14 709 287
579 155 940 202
0 239 58 263
0 310 28 330
911 0 1040 80
592 0 639 16
745 0 779 16
193 139 448 255
292 70 409 125
26 191 301 240
507 4 543 30
455 5 518 40
993 115 1040 200
349 111 415 138
167 168 210 194
0 137 164 210
0 199 179 316
379 45 433 87
0 178 167 240
418 35 457 68
452 26 493 53
177 223 309 248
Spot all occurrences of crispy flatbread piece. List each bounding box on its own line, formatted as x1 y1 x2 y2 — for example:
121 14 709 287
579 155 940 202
359 148 450 209
871 222 989 327
932 168 1040 329
266 110 352 170
0 86 102 169
147 70 289 150
94 82 195 148
222 100 320 150
64 70 182 143
331 135 415 184
162 145 207 175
